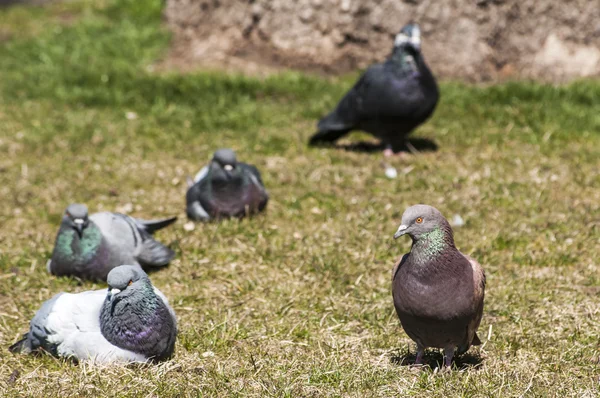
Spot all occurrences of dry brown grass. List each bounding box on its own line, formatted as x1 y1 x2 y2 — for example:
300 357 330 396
0 0 599 396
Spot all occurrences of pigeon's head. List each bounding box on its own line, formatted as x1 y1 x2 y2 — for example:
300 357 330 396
393 204 450 240
394 23 421 52
106 265 149 302
63 203 90 238
211 148 239 180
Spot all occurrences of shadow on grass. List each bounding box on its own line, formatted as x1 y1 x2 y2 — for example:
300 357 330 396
312 137 439 154
391 349 484 371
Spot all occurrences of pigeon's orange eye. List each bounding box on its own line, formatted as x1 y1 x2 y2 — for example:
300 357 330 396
128 280 133 286
415 217 423 224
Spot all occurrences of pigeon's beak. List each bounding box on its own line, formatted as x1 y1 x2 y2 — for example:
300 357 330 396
394 225 408 239
73 219 84 238
224 164 234 179
107 288 121 301
410 25 421 50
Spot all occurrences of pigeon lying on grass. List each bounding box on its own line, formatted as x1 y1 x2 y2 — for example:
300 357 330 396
309 23 439 156
186 148 269 221
47 203 177 281
391 205 485 370
10 265 177 363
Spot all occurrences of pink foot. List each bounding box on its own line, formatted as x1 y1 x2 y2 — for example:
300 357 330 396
383 148 395 157
383 149 409 158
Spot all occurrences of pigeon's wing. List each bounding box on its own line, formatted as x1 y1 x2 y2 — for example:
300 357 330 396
13 290 146 362
9 293 64 354
136 238 175 268
193 165 209 184
186 183 211 221
357 64 430 121
310 70 374 144
241 163 269 198
91 212 139 256
460 253 486 350
312 63 421 143
243 163 265 186
132 217 175 268
392 253 409 282
53 290 148 362
92 212 174 268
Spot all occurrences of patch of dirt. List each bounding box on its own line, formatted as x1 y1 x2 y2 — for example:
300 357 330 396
163 0 600 82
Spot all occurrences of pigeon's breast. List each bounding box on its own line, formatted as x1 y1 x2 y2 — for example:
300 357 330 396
50 228 109 278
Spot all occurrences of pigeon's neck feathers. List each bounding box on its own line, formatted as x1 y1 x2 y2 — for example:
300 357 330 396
209 167 248 192
388 47 420 73
410 224 456 264
100 282 175 361
55 221 103 258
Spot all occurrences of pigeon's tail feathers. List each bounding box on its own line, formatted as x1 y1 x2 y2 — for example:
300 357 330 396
317 109 353 131
9 334 31 354
472 333 482 346
137 239 175 268
136 216 177 234
309 128 350 146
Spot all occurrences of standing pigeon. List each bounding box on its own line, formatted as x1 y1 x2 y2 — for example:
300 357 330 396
47 203 177 281
391 205 485 370
186 148 269 221
309 23 439 156
9 265 177 363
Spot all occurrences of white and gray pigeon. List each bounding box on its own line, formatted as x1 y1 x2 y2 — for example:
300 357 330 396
47 203 177 281
391 205 485 370
186 148 269 221
309 23 439 156
9 265 177 363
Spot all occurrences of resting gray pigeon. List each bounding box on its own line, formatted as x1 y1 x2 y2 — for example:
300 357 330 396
309 23 439 156
47 203 177 281
186 148 269 221
391 205 485 370
10 265 177 363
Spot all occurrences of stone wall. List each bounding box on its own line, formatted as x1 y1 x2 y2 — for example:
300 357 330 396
164 0 600 82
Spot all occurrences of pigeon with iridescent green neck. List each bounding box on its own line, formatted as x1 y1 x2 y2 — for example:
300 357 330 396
9 265 177 363
391 204 485 370
186 149 269 221
47 204 177 281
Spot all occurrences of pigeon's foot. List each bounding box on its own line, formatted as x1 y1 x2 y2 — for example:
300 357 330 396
383 148 410 158
414 344 425 365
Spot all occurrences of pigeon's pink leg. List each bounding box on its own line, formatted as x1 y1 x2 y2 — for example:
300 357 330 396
383 145 410 158
443 346 455 371
415 344 425 365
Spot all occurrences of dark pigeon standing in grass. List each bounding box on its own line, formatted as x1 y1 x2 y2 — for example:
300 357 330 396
391 204 485 370
47 203 177 281
10 265 177 363
186 148 269 221
309 23 439 156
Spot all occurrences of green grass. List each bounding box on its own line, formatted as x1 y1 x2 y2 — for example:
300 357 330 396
0 0 599 396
